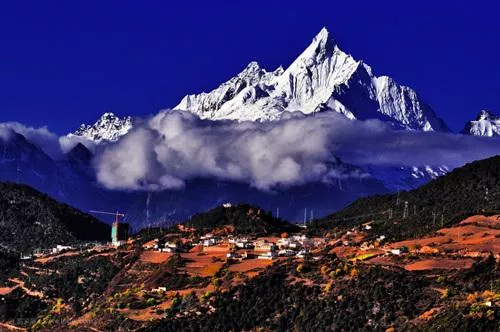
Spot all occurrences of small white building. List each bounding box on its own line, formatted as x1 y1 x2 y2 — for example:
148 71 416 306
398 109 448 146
258 251 277 260
226 252 243 260
159 247 176 253
52 245 73 254
278 249 295 257
202 237 218 247
296 250 308 258
152 287 167 293
391 249 402 255
236 241 253 249
20 254 32 260
254 241 276 252
390 247 408 256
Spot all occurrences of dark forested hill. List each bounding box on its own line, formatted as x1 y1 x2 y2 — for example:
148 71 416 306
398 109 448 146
310 155 500 241
0 182 110 252
183 204 300 235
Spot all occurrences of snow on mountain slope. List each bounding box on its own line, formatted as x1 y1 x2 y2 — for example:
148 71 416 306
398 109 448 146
174 27 450 132
364 164 449 192
461 110 500 137
67 112 133 144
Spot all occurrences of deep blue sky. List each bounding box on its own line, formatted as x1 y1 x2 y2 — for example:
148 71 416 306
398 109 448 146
0 0 499 134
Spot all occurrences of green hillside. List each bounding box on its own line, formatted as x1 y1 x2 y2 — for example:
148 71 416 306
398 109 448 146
0 182 110 252
310 155 500 241
183 203 300 235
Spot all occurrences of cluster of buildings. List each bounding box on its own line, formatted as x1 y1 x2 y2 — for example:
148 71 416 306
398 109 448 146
141 231 322 262
143 238 182 253
199 234 319 260
21 242 106 261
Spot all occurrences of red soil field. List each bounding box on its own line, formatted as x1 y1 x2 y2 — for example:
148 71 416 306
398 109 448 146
389 215 500 255
329 246 358 259
405 258 475 271
202 245 230 253
35 251 80 264
140 251 172 264
0 286 14 296
228 258 274 274
180 252 227 277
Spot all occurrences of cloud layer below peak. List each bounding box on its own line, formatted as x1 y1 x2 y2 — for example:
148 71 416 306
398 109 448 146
93 110 500 191
2 111 500 192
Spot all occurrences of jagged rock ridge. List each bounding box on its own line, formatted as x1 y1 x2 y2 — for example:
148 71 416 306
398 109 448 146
462 110 500 137
68 112 133 144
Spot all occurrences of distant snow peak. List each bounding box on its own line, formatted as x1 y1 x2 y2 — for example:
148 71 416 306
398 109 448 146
69 112 133 144
462 109 500 137
173 27 450 132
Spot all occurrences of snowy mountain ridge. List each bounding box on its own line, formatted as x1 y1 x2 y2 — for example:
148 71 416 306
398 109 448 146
68 112 133 144
462 110 500 137
174 27 450 132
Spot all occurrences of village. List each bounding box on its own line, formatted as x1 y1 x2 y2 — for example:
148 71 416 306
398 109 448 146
1 209 498 328
22 211 500 274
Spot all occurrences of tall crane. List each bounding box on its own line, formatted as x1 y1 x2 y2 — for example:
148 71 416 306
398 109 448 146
91 210 128 245
90 210 125 224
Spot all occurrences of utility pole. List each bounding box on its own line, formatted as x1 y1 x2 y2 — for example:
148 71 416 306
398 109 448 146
484 186 489 211
403 201 409 219
310 209 314 222
304 208 307 226
16 166 22 184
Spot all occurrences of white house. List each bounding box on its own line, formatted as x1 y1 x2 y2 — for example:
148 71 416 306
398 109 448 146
258 251 277 260
278 249 296 257
391 249 402 255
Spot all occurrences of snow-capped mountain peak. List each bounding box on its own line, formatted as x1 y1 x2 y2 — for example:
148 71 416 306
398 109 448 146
173 27 450 132
68 112 133 144
477 110 497 121
462 109 500 136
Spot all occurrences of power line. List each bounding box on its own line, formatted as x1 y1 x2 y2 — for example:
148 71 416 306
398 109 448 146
325 209 393 224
